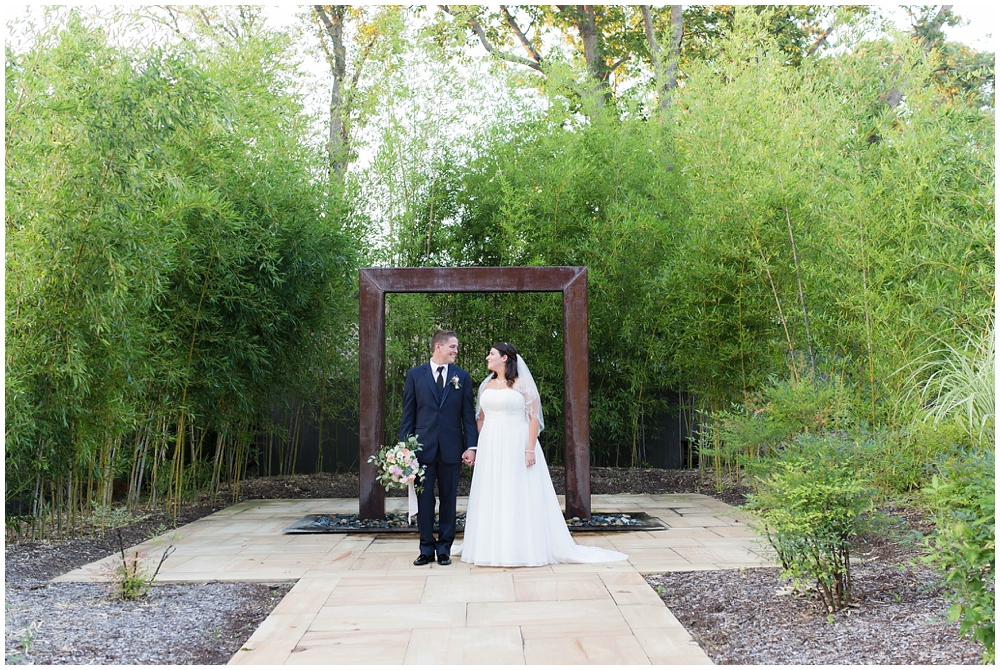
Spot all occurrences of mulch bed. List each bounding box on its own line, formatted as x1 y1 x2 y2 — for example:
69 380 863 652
5 469 984 664
646 521 984 664
215 466 751 507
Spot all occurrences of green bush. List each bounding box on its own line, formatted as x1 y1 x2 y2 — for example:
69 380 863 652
854 423 971 494
923 450 995 662
747 434 880 612
702 370 856 483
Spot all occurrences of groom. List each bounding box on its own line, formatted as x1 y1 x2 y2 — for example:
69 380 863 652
399 330 478 566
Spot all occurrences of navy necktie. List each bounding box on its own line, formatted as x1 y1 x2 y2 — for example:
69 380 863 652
437 366 445 391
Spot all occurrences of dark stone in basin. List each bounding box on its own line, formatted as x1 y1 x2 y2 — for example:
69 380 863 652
283 511 665 534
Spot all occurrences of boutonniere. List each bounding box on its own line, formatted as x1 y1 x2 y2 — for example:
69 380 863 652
450 376 461 389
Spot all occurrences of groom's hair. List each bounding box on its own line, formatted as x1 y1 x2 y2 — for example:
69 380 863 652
431 330 458 352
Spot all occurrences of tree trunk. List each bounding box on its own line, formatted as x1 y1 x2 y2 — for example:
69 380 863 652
664 6 683 97
315 6 348 182
642 5 683 112
576 5 607 109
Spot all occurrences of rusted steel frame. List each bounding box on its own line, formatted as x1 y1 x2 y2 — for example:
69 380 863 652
562 268 591 519
360 266 583 293
358 266 591 520
358 270 387 520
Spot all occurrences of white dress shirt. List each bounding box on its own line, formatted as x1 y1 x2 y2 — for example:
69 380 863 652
428 360 476 451
429 360 449 388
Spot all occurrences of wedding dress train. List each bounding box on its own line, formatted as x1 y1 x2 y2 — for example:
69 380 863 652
454 387 628 566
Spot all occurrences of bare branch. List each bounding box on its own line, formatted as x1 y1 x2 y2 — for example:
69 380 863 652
312 11 337 70
641 5 660 59
349 34 378 92
500 6 543 64
915 4 953 48
805 25 833 57
438 5 543 72
313 5 337 41
880 5 953 113
150 6 196 46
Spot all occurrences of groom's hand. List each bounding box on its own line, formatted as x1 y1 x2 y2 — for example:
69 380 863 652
462 449 476 466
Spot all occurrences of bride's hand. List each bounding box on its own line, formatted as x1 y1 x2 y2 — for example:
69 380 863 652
525 450 536 468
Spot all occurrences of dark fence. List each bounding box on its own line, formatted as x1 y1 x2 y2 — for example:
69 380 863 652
254 391 697 475
637 391 699 469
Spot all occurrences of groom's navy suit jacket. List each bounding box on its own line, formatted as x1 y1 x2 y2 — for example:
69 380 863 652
399 363 478 464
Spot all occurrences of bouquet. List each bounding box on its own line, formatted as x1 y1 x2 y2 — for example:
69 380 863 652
368 435 424 493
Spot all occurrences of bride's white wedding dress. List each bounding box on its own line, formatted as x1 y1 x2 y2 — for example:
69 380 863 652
454 386 628 566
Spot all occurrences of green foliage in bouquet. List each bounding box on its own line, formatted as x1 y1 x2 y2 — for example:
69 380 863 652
368 435 425 493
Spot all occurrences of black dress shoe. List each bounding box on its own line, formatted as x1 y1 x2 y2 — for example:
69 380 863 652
413 554 434 566
437 555 452 566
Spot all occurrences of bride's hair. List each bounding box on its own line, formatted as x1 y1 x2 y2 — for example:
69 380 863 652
491 341 518 388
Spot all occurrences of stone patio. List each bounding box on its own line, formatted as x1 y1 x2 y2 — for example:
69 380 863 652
54 494 776 665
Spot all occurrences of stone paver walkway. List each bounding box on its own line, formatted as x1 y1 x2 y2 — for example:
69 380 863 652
55 494 775 665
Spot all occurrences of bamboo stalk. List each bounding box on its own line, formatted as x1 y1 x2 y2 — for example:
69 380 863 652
128 427 143 510
316 375 327 473
774 160 815 376
755 242 798 383
853 166 878 428
212 432 225 495
290 403 302 475
169 251 215 521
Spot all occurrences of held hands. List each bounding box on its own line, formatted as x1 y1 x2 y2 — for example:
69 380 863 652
462 449 477 466
525 450 536 468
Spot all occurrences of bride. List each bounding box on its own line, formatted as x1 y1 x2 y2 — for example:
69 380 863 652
454 342 627 566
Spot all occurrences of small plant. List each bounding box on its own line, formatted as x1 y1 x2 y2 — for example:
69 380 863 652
746 434 879 613
7 620 41 663
95 529 176 601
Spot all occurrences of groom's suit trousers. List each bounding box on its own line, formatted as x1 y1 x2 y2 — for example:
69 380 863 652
417 456 461 557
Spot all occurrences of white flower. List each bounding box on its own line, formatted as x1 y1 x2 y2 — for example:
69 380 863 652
450 376 460 389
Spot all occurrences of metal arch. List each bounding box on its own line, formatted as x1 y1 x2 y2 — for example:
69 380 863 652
358 266 591 520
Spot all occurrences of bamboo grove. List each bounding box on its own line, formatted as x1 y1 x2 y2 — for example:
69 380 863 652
5 12 360 534
5 7 994 537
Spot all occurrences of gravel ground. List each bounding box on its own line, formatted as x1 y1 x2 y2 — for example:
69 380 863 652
6 470 982 665
5 505 290 665
5 582 290 665
646 529 984 664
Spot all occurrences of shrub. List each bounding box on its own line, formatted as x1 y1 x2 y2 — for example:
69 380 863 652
93 529 175 601
701 370 856 485
923 450 995 662
747 434 880 612
853 423 971 494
